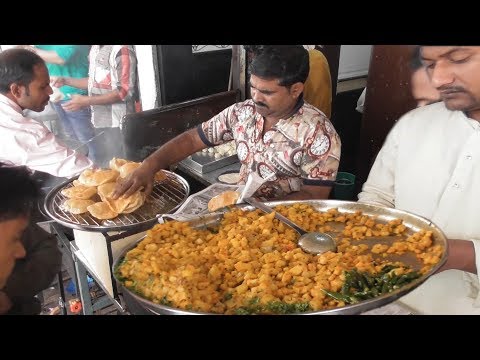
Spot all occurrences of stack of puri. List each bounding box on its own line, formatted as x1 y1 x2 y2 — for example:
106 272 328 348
61 157 167 220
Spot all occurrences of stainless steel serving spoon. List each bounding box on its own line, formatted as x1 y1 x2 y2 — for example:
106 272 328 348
244 197 337 255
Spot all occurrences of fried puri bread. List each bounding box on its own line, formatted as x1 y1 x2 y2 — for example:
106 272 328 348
119 162 141 178
87 202 119 220
97 182 145 214
207 190 240 212
109 158 130 172
155 170 167 182
97 182 116 201
78 169 119 187
121 191 146 213
63 199 95 214
72 180 82 187
61 185 97 200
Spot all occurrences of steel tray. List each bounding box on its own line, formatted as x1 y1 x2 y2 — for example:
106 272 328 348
180 152 239 173
113 200 448 315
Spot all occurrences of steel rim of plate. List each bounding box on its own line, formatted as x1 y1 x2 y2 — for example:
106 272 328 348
44 170 190 232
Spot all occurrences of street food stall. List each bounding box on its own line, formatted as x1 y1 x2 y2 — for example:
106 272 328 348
41 82 447 315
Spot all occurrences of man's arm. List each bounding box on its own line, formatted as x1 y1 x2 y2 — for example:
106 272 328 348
3 224 62 304
33 47 66 65
52 76 88 90
113 127 208 198
10 120 93 177
282 185 332 200
61 90 122 112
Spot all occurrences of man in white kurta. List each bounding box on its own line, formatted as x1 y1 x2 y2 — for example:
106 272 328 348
358 46 480 314
0 94 92 178
0 50 92 178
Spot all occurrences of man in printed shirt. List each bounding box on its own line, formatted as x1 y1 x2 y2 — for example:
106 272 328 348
114 45 341 201
358 46 480 314
0 49 93 178
52 45 138 167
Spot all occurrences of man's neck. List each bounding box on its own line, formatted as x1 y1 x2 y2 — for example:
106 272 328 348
263 96 303 124
466 109 480 122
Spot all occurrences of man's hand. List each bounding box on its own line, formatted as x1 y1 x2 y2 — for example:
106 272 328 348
436 239 476 274
112 163 156 199
61 94 89 112
0 290 13 315
50 76 66 88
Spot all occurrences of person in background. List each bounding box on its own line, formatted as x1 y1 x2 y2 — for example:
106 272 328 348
0 48 93 178
356 47 441 115
243 45 333 117
114 45 341 201
409 46 441 107
18 45 101 164
302 45 333 118
52 45 139 168
357 46 480 314
0 162 62 315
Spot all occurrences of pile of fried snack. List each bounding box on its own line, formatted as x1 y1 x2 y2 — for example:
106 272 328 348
116 204 444 314
61 158 167 220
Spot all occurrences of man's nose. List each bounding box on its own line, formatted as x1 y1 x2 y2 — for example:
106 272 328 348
430 61 455 88
251 88 262 102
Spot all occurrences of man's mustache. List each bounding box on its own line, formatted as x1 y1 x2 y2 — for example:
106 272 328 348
438 85 466 93
254 101 268 108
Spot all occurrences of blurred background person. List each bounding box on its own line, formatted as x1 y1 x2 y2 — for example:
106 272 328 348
0 162 61 315
302 45 333 118
52 45 139 167
410 46 441 107
0 48 93 178
19 45 101 164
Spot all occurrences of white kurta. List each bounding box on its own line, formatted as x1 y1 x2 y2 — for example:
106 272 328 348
358 102 480 314
0 94 93 178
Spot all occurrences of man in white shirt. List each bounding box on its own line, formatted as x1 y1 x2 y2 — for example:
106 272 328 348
0 48 92 178
358 46 480 314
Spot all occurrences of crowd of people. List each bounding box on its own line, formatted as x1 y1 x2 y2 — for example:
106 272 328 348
1 44 480 315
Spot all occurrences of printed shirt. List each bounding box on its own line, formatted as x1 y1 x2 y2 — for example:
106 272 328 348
358 102 480 314
0 94 93 177
88 45 137 128
198 99 341 199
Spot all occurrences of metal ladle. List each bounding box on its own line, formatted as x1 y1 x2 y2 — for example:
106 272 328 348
244 197 337 255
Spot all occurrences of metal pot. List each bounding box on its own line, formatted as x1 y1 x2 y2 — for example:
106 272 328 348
113 200 448 315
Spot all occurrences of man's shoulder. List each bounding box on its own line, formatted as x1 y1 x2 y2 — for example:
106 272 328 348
298 102 331 123
397 102 450 126
308 49 329 68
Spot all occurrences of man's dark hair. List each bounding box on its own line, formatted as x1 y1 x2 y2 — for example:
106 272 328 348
249 45 309 87
410 46 423 71
243 45 267 57
0 48 45 94
0 162 39 221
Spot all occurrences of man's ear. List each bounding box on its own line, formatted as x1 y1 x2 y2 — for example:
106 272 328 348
9 83 23 99
290 82 304 99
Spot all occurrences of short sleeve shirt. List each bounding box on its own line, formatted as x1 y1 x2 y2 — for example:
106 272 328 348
198 99 341 199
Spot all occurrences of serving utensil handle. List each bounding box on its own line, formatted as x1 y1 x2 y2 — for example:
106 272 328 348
244 197 307 235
